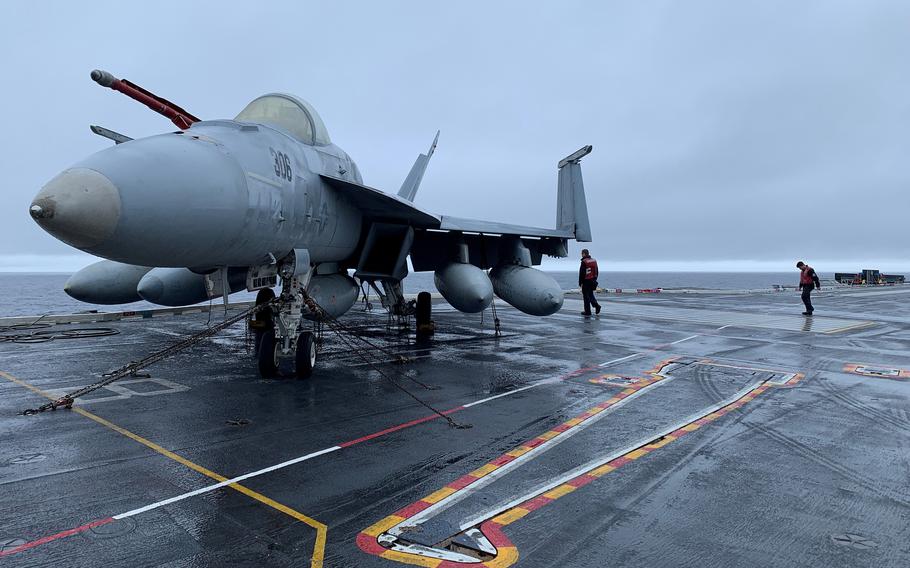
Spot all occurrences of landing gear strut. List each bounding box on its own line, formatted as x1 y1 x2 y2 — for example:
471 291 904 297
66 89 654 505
255 249 317 379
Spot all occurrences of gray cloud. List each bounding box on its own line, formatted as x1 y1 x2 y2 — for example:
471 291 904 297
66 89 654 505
2 1 907 269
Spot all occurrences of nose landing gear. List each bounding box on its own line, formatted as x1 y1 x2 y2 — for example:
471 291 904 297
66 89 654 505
255 328 317 379
252 249 319 379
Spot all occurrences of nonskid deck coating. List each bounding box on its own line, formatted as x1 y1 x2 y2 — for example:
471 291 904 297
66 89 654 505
1 287 909 567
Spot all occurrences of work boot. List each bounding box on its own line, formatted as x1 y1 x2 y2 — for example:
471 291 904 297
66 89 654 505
595 305 601 315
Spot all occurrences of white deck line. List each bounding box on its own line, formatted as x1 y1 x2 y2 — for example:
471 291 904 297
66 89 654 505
107 357 613 520
113 446 342 519
599 353 643 367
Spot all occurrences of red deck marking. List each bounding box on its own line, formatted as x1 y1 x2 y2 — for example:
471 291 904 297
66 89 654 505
608 455 632 467
356 357 685 565
447 475 478 490
338 365 608 451
357 358 802 568
478 519 513 550
338 407 465 448
566 474 597 488
356 532 389 555
0 517 114 557
785 373 806 386
520 495 552 512
395 500 433 519
490 455 514 467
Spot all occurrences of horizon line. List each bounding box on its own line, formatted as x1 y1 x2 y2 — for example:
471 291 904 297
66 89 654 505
1 254 909 274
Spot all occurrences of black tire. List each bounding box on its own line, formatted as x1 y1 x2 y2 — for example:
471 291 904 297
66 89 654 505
250 288 275 355
255 287 276 306
295 332 316 379
257 329 279 378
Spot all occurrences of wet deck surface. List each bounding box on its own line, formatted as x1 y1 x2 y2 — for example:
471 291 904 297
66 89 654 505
2 287 910 567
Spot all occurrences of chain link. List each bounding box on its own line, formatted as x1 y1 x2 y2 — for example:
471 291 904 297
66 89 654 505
21 302 269 415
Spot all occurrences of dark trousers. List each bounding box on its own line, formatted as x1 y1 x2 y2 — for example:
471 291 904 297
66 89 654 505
582 280 600 314
801 286 814 314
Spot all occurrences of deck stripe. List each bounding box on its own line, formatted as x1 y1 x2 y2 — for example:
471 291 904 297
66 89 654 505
357 362 807 567
339 409 465 447
0 361 599 562
0 371 328 568
0 518 114 558
357 358 679 566
1 340 694 563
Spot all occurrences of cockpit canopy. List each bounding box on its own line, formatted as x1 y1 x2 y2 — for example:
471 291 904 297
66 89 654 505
235 93 331 146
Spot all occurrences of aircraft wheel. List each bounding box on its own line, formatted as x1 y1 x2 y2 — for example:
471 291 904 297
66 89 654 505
257 329 280 378
251 288 275 356
256 287 276 305
295 332 316 379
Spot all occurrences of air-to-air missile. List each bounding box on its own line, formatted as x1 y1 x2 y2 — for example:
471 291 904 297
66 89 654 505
30 69 593 377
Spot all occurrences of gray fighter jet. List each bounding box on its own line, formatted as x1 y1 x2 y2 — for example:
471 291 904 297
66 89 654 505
29 70 593 378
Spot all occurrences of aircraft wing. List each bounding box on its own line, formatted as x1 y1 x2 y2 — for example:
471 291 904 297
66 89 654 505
438 216 575 239
410 216 571 272
320 175 441 227
323 159 585 273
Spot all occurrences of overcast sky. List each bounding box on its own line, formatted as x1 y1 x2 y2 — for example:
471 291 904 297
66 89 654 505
1 1 907 272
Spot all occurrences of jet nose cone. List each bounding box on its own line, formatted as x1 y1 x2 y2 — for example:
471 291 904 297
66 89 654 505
31 168 121 249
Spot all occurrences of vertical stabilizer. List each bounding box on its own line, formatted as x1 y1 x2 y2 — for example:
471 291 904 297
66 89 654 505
398 131 440 202
556 145 593 242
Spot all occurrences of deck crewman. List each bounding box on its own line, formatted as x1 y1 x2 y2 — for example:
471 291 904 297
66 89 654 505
579 249 601 316
796 261 821 315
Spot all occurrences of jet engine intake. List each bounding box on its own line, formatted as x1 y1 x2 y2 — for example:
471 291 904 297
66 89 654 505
489 264 564 316
434 262 493 313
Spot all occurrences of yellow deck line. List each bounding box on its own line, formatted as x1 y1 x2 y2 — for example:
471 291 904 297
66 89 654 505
1 370 327 568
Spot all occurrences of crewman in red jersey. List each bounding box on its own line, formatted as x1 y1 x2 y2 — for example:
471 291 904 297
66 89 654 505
579 249 601 316
796 261 821 315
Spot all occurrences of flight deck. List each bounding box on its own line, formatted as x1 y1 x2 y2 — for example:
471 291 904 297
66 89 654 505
2 286 909 567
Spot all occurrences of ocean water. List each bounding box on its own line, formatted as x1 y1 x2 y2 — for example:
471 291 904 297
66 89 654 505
0 271 813 318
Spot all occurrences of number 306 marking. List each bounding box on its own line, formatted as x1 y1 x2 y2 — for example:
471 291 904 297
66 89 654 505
270 148 293 182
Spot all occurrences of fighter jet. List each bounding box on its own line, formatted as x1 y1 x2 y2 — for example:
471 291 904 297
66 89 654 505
29 70 593 378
